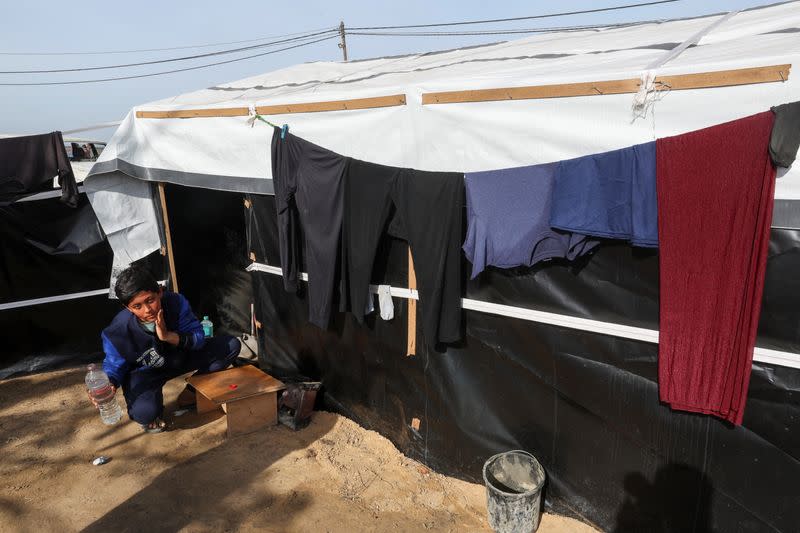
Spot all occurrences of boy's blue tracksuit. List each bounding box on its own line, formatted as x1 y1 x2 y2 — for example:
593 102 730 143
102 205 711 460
101 291 239 424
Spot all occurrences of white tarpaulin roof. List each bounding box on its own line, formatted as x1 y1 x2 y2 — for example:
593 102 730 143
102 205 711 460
86 1 800 263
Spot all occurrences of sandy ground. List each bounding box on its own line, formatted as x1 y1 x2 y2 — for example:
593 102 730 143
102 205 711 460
0 367 598 533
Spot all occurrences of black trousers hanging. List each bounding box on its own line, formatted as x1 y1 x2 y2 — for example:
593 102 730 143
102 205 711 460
341 158 463 347
271 127 347 328
0 131 78 206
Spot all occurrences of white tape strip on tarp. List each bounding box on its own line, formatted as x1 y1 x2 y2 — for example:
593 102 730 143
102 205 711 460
14 184 85 203
247 263 309 281
0 279 168 311
0 287 110 311
246 261 800 370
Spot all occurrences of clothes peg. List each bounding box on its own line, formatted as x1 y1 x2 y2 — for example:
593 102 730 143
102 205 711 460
281 124 289 139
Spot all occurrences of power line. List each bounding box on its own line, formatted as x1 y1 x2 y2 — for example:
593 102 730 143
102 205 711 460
0 30 338 74
348 20 660 37
0 35 338 86
0 2 680 73
0 1 680 61
0 27 337 56
348 0 679 30
0 2 683 85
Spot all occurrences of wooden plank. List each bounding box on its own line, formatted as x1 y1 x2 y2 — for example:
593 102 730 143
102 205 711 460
135 66 788 117
423 79 639 104
407 248 417 357
256 94 406 115
188 365 285 405
657 64 791 90
225 393 278 437
421 64 791 105
195 392 218 415
136 107 249 119
136 94 406 119
157 182 179 293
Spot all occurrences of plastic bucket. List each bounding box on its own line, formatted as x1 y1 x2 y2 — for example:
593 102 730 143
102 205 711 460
483 450 546 533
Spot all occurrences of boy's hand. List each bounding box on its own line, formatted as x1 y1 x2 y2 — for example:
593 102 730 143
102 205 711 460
155 309 169 341
155 309 180 346
86 385 116 409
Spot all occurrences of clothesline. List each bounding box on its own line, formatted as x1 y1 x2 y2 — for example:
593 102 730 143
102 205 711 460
261 104 797 425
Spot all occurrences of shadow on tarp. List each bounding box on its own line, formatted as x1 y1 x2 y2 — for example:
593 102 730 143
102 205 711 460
613 463 713 533
0 295 119 380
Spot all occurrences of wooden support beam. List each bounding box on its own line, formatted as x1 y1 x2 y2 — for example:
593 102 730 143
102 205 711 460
134 65 788 118
656 64 790 90
156 182 179 293
407 248 417 357
135 94 407 119
421 64 791 105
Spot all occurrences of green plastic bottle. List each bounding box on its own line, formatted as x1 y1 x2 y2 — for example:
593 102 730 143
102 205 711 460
201 316 213 338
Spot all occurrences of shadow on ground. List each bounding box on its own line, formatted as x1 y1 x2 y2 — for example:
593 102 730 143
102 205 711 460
80 414 336 533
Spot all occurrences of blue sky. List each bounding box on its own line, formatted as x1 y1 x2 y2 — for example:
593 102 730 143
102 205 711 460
0 0 786 140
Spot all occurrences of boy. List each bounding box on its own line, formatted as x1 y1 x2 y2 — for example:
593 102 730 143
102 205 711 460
94 266 240 432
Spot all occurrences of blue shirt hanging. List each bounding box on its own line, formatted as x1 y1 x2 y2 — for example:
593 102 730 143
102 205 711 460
463 162 600 279
549 142 658 248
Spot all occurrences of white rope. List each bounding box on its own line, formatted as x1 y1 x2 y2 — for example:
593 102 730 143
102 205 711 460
632 10 739 120
246 261 800 370
62 121 122 135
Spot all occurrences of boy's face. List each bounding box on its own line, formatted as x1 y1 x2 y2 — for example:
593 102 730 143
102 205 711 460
125 288 163 323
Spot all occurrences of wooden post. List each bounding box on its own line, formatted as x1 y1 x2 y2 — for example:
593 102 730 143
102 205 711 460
157 182 179 293
338 21 348 62
407 248 417 356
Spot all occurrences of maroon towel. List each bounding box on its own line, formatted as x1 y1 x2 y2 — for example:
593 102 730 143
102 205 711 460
656 111 776 425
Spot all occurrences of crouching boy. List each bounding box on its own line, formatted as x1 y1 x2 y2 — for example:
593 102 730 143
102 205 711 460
95 266 240 432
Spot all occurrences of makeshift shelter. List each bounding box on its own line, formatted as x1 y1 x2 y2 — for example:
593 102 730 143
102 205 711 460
0 133 126 378
86 3 800 531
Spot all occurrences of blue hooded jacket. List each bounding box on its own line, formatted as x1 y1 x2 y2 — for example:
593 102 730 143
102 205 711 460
101 291 205 387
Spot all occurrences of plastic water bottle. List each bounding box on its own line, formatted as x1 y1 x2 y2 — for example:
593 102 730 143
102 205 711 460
201 316 214 338
85 364 122 425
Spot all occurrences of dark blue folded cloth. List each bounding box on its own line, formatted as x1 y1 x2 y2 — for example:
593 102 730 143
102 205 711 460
550 141 658 248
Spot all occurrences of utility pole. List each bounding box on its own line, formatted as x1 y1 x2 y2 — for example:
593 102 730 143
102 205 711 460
338 21 348 61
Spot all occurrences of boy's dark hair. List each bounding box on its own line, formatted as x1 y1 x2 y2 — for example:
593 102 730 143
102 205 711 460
114 266 159 305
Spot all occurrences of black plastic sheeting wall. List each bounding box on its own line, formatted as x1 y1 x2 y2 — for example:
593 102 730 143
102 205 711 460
0 183 248 380
0 194 107 303
0 193 137 378
247 193 799 533
163 184 252 337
